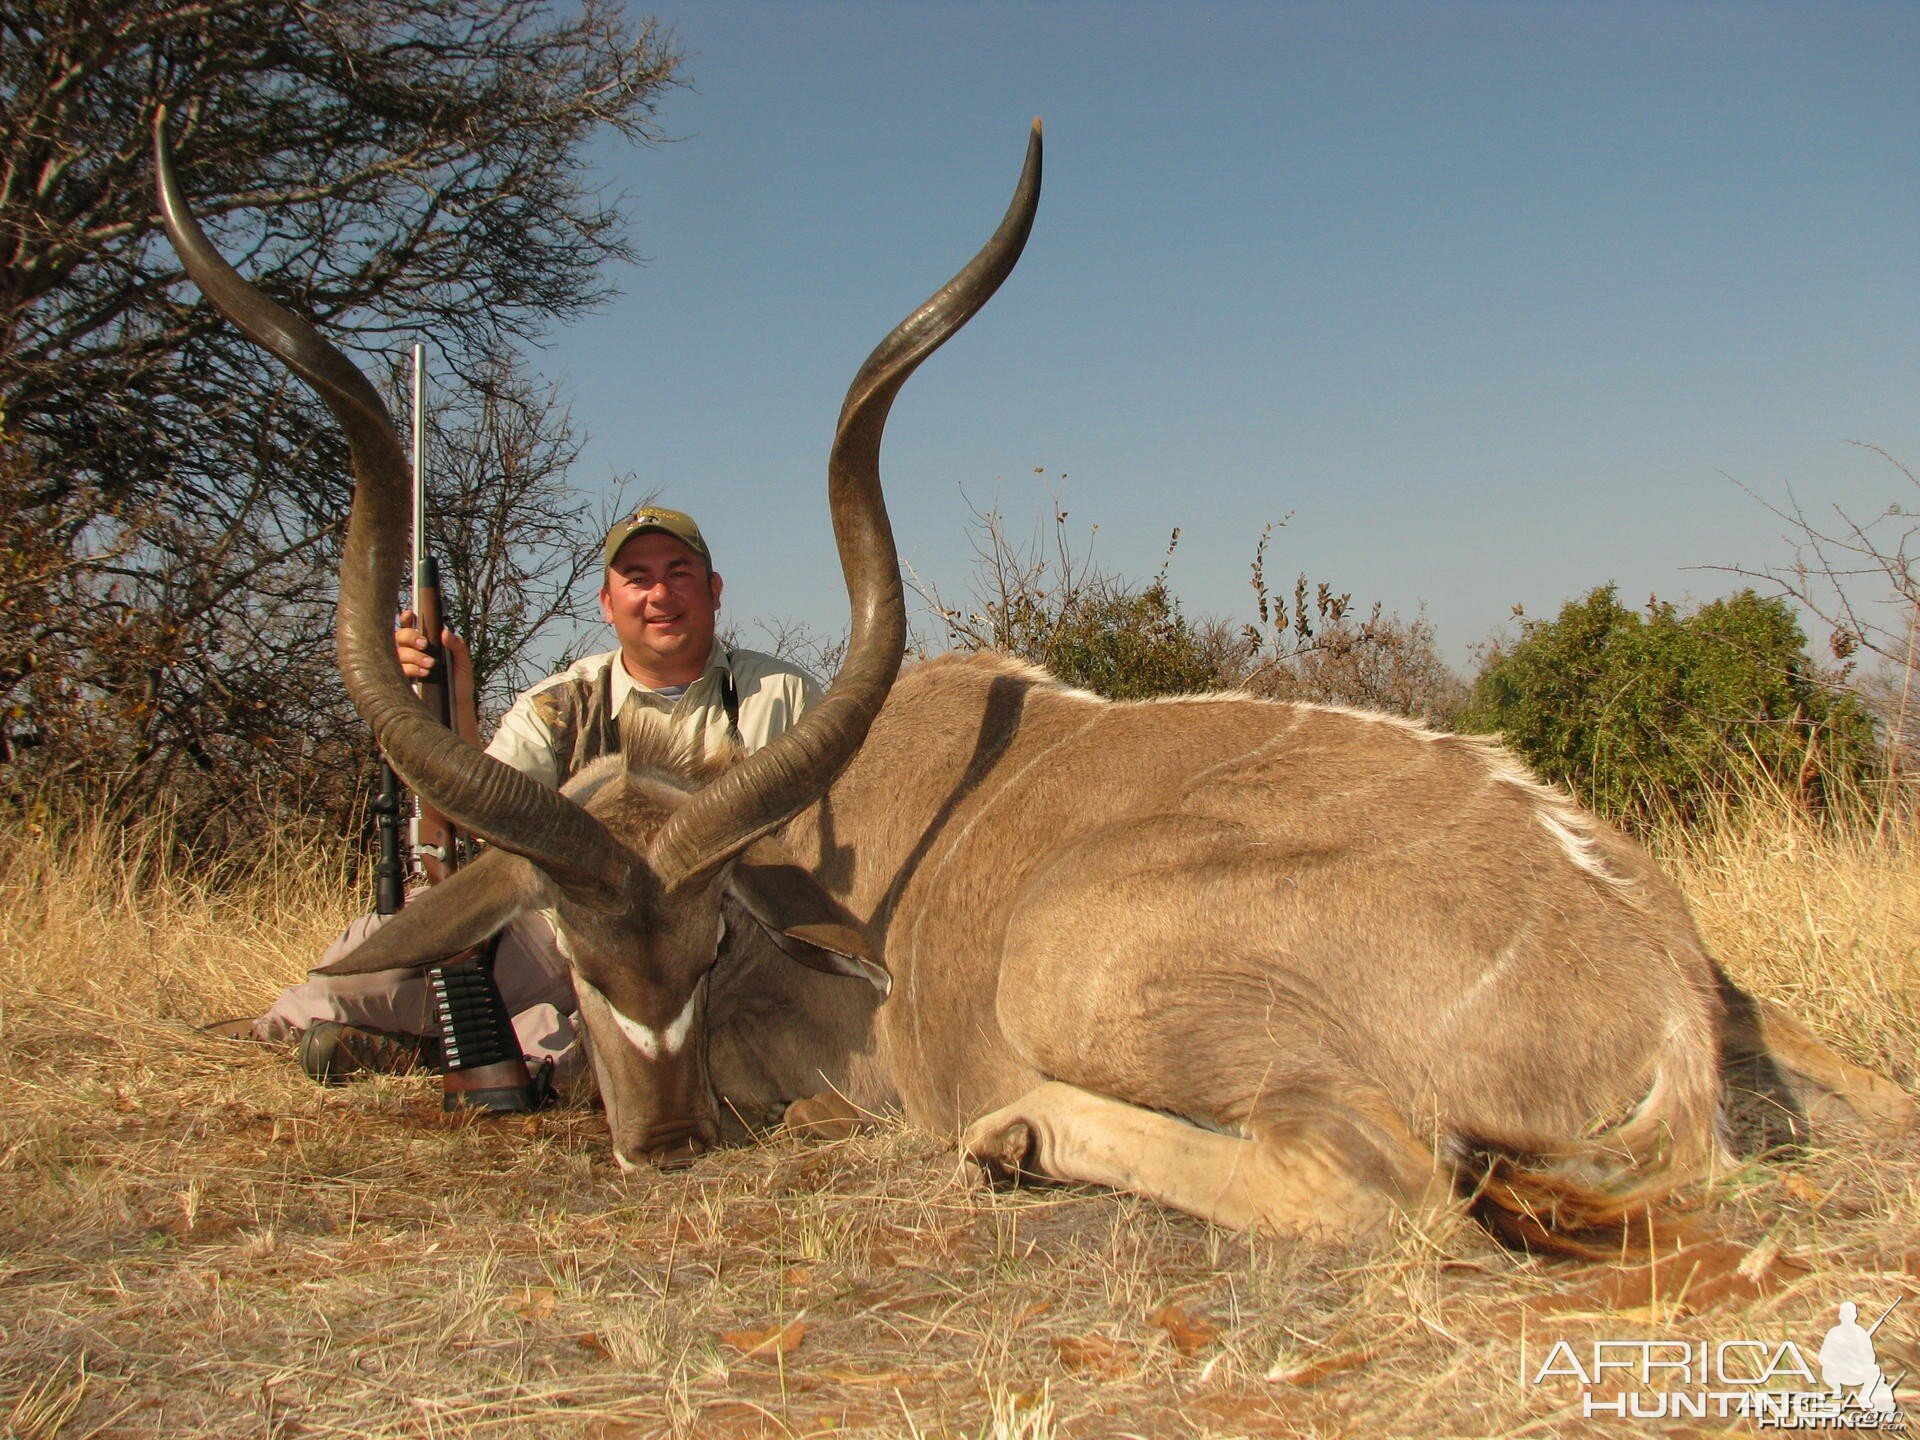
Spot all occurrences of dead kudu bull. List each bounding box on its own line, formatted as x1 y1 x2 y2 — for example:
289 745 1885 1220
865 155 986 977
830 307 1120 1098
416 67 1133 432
158 118 1909 1249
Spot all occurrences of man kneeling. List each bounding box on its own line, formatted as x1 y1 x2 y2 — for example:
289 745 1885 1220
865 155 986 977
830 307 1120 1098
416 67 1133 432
212 506 819 1093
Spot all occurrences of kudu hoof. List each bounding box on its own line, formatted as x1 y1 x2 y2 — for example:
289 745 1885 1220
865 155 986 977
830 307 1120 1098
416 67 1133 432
783 1091 869 1141
963 1116 1043 1187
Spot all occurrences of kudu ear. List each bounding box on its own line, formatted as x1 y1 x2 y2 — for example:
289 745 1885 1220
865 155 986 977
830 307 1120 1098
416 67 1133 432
725 837 889 996
314 848 555 977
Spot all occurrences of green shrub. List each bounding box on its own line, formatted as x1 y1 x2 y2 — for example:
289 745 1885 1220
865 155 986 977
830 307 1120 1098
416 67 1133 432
1463 585 1879 829
930 495 1227 701
1031 579 1223 700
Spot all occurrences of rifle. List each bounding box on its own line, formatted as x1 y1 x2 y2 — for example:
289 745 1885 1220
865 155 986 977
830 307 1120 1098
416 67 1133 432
372 762 406 915
386 343 548 1114
406 344 470 883
368 346 419 918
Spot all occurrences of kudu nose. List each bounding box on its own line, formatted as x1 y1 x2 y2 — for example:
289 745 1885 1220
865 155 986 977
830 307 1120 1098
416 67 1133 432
617 1117 718 1173
646 1135 710 1170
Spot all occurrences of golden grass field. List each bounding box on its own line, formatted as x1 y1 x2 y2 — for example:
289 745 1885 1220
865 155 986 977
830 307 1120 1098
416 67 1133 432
1 796 1915 1439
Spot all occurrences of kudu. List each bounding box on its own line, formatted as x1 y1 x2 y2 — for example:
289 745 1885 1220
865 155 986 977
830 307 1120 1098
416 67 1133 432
158 118 1908 1246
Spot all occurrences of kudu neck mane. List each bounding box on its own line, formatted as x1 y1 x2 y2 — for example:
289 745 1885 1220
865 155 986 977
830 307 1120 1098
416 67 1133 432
563 727 738 812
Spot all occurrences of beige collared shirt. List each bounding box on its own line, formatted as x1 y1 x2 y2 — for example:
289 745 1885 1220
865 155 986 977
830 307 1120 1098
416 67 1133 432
484 641 822 787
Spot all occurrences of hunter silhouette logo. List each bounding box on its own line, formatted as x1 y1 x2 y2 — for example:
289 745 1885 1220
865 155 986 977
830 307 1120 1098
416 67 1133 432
1820 1300 1904 1420
1524 1294 1909 1428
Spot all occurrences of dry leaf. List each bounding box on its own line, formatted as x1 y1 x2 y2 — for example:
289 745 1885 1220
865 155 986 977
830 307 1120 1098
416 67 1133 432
1478 1238 1816 1338
1266 1344 1380 1385
1778 1169 1876 1216
1782 1172 1833 1206
1054 1334 1139 1376
510 1287 556 1321
720 1318 807 1358
817 1366 911 1387
1150 1303 1220 1355
1574 1239 1809 1315
1196 1390 1290 1429
1012 1300 1053 1329
692 1401 791 1438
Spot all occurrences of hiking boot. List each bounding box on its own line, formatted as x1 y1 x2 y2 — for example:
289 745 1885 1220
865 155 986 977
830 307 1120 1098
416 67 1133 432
297 1022 441 1084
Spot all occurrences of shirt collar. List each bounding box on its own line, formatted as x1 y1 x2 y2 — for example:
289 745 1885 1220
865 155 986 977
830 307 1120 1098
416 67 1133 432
610 640 729 712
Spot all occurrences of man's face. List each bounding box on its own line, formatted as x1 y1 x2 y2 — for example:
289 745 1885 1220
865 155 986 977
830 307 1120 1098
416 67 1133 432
600 531 724 683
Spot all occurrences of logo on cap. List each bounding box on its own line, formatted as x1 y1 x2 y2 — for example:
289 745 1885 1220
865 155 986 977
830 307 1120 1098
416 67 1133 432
602 506 711 570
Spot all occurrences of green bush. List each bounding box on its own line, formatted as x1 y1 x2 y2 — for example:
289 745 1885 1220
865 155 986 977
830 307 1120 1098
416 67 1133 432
932 496 1227 701
1032 579 1223 700
1463 586 1879 829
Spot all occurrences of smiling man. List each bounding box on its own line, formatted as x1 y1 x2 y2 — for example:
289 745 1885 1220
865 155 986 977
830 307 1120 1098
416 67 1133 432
223 505 822 1091
605 513 724 676
484 506 818 785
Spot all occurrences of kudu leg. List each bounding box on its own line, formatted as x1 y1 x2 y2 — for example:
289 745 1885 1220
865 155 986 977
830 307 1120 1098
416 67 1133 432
1751 998 1915 1139
960 1080 1450 1241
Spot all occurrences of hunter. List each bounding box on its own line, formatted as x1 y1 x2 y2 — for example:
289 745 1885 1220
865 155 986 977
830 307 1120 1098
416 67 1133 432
213 505 820 1086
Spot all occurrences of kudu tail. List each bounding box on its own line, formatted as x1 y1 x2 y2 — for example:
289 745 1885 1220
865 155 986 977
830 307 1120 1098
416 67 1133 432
1456 1147 1700 1260
1454 1010 1724 1259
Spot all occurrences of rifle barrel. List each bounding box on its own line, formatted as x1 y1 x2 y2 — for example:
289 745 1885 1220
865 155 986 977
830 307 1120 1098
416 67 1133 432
1866 1296 1902 1335
411 342 426 599
405 343 460 884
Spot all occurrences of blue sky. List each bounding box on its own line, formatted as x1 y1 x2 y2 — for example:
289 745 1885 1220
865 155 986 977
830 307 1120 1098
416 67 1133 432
536 1 1919 670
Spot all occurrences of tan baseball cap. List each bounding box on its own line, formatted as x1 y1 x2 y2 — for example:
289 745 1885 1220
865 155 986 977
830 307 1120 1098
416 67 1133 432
601 505 712 571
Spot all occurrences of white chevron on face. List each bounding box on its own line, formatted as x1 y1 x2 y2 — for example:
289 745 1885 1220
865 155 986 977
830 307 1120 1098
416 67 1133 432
607 990 698 1061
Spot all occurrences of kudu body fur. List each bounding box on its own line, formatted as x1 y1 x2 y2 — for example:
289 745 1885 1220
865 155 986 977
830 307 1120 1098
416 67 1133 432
158 118 1908 1244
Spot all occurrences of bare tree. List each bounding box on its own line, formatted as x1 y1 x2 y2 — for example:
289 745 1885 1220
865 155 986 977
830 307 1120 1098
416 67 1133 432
1723 443 1920 774
1244 610 1467 723
917 488 1104 657
735 615 848 685
908 485 1461 710
1183 517 1464 718
914 487 1222 700
0 417 366 845
1724 446 1919 669
0 0 683 828
418 357 612 724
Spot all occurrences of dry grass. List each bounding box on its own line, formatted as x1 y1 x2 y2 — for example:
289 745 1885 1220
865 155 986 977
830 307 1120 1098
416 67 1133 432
1 801 1915 1439
1658 791 1920 1091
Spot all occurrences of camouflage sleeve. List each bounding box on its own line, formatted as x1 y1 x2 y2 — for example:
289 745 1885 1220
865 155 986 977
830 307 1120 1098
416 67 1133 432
483 690 562 789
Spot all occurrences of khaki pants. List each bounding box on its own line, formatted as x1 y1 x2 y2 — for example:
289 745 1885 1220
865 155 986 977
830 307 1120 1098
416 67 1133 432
254 910 586 1080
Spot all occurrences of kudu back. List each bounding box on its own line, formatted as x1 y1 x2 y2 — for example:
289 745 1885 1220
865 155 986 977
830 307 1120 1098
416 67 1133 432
158 117 1908 1246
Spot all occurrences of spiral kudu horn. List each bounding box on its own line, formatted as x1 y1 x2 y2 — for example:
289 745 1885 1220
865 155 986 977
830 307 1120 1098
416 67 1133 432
648 121 1043 893
152 109 630 908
